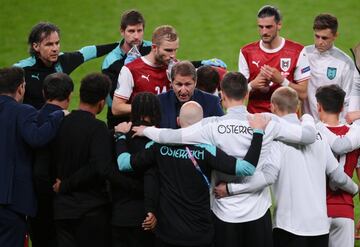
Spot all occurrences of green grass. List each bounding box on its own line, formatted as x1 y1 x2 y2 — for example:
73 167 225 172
1 0 360 245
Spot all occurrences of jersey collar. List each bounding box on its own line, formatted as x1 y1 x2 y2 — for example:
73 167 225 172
259 37 285 53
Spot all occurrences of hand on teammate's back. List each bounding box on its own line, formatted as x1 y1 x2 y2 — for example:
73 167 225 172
213 182 229 199
248 113 270 131
115 121 132 134
131 125 147 138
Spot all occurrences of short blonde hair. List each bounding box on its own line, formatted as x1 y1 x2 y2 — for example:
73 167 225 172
152 25 178 46
271 87 299 113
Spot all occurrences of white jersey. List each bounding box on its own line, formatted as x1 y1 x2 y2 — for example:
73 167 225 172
270 136 336 236
143 106 316 223
303 45 359 121
225 115 357 235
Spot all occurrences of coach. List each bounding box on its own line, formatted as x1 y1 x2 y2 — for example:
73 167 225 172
158 61 224 128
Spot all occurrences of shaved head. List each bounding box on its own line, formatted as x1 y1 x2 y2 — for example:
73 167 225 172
178 101 203 127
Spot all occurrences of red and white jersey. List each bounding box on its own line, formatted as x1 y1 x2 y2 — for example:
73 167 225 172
326 124 360 219
238 37 310 113
114 56 170 102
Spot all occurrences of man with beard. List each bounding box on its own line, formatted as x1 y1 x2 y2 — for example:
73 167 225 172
103 11 226 129
112 25 179 118
102 10 152 128
238 5 311 113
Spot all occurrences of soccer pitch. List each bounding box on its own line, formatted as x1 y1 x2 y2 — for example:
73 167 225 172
1 0 360 245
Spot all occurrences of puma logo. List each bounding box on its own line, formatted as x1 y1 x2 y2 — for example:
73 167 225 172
141 74 150 82
252 60 260 68
31 73 40 80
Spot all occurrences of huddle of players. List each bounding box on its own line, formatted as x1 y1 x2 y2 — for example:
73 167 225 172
2 3 360 247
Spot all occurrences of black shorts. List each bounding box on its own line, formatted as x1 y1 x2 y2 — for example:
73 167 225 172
213 209 273 247
273 228 328 247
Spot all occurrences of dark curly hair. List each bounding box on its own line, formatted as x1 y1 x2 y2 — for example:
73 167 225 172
131 92 161 126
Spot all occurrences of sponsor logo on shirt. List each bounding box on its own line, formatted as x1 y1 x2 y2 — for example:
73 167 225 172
301 66 310 74
31 73 40 80
54 63 63 72
160 146 205 160
141 74 150 82
327 67 337 80
217 124 253 135
252 60 260 68
280 58 291 72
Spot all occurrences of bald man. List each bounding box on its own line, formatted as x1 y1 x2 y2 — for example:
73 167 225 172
114 101 268 247
177 101 204 127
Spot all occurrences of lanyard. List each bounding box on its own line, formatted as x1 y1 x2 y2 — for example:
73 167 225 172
185 146 211 188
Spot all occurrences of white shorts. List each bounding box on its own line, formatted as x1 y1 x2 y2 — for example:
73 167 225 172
328 217 354 247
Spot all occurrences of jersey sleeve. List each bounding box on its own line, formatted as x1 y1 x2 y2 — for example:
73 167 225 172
203 131 263 176
59 52 85 74
76 43 119 62
227 141 281 195
326 144 359 195
317 122 360 154
19 107 64 148
115 133 157 172
143 118 215 145
293 47 311 82
238 49 250 79
113 66 134 100
267 113 316 144
94 42 119 58
58 43 118 74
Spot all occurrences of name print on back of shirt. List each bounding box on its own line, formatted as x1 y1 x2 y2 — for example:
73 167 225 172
217 124 253 135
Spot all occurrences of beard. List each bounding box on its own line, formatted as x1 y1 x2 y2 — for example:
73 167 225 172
154 53 168 66
261 34 276 44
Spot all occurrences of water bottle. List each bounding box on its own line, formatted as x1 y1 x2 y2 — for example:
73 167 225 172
124 45 141 65
166 59 176 82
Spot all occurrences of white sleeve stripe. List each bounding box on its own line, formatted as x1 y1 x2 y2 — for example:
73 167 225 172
114 66 134 99
294 76 310 83
113 94 129 100
294 47 311 81
238 50 250 79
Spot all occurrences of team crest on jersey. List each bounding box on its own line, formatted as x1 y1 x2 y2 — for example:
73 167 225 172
280 58 291 72
327 67 337 80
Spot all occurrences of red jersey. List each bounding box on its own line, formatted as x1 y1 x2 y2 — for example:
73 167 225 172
239 38 310 113
114 57 170 102
326 125 360 219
